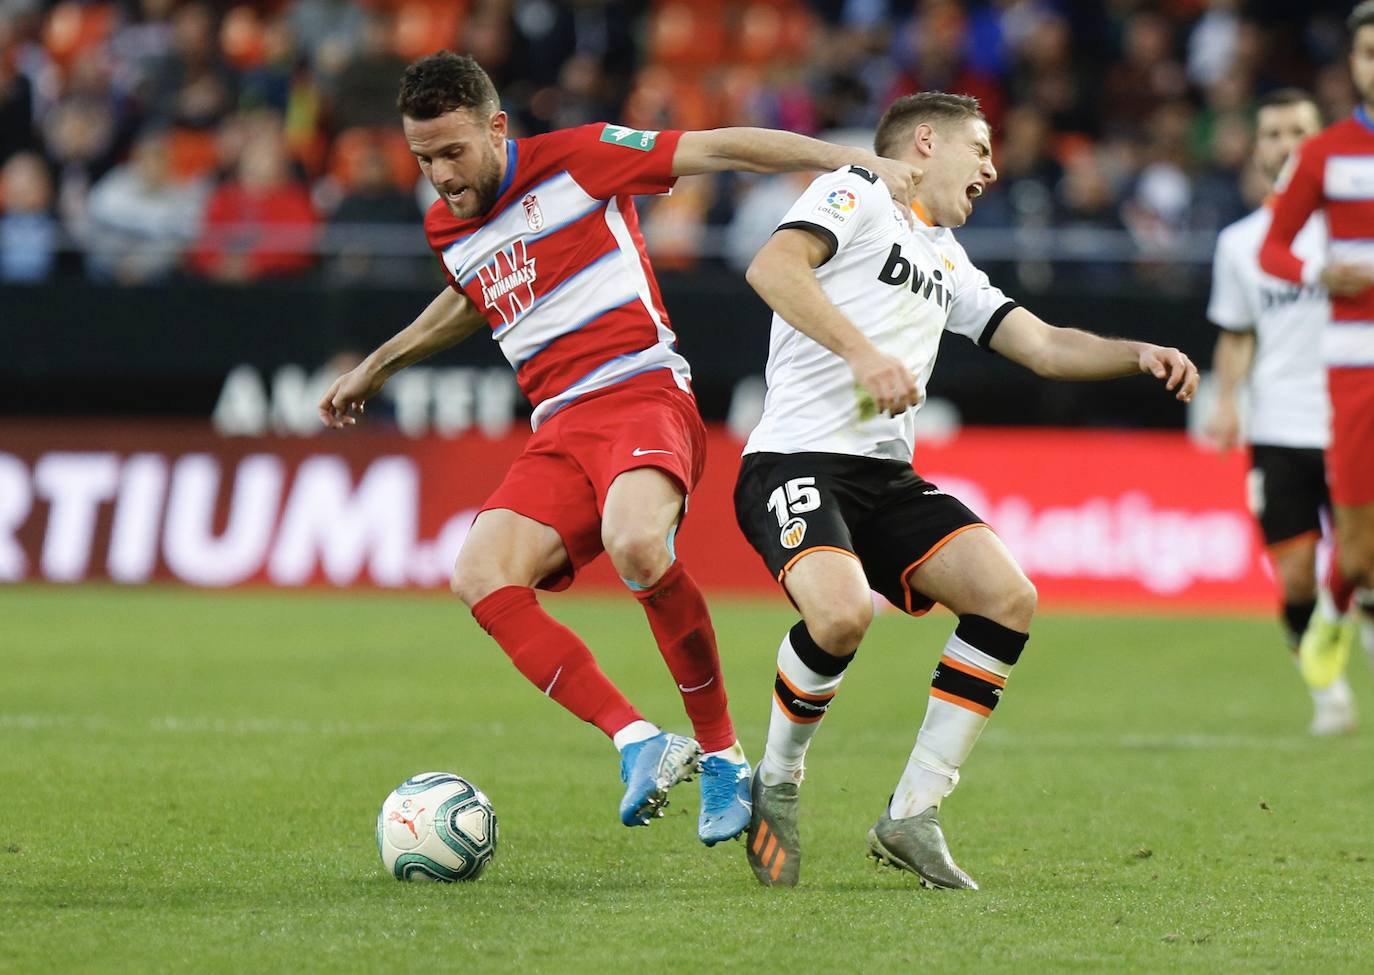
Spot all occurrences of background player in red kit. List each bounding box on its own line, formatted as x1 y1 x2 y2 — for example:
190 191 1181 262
318 51 922 845
1261 2 1374 683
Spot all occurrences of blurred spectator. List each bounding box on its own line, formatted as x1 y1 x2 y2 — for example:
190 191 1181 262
504 1 642 135
0 46 36 164
1121 102 1205 252
888 0 1007 130
1188 0 1242 89
1100 12 1188 137
1190 67 1251 162
238 15 323 172
326 138 422 285
286 0 365 85
189 122 317 282
965 105 1061 230
85 127 206 283
42 94 120 240
6 0 1374 289
1055 146 1130 286
148 1 237 129
964 0 1061 81
109 0 176 104
1006 12 1096 135
1315 60 1357 123
239 16 301 114
640 175 713 270
532 52 624 131
0 151 59 282
725 171 815 272
329 11 407 130
1192 110 1251 230
512 0 639 90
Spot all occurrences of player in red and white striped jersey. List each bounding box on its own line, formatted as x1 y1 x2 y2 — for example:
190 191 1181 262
1207 89 1356 734
1260 3 1374 689
319 52 923 845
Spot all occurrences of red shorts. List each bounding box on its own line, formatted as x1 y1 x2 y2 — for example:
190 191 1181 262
1327 366 1374 507
480 372 707 591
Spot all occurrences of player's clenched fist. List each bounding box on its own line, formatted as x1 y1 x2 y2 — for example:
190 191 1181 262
318 363 385 428
849 345 919 416
1138 345 1198 403
1203 397 1243 450
1320 262 1374 297
865 156 923 210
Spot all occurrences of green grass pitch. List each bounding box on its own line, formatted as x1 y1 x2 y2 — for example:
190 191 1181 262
3 585 1374 973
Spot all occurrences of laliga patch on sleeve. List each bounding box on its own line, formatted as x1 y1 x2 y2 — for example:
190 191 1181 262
600 124 659 151
811 185 860 224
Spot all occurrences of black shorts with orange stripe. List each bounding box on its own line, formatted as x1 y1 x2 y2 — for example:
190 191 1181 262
1247 444 1328 548
734 451 987 616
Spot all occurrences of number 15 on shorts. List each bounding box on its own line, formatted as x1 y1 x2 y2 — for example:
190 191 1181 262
767 477 820 526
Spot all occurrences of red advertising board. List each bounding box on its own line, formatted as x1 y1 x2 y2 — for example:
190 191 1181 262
0 421 1272 611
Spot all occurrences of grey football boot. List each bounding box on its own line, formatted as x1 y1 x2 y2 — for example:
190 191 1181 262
745 771 801 887
866 803 979 890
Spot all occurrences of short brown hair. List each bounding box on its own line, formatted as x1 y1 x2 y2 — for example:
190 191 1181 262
396 51 499 120
1256 87 1318 115
1350 0 1374 35
874 92 985 158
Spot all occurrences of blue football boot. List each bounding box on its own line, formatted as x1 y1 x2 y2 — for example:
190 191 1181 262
618 732 702 826
697 754 752 846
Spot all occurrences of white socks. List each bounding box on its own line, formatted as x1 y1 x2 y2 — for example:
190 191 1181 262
705 741 748 764
758 621 854 787
613 720 660 752
890 616 1027 819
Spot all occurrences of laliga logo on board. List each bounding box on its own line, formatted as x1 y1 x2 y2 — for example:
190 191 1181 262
522 193 544 232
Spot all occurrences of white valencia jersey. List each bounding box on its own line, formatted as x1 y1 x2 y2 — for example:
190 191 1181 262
1207 205 1330 449
744 166 1016 461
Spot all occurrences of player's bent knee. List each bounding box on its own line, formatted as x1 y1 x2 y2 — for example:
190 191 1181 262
602 528 671 588
450 557 512 608
449 566 487 607
990 577 1037 632
804 599 873 654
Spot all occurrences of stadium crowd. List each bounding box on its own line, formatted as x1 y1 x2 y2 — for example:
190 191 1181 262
0 0 1363 286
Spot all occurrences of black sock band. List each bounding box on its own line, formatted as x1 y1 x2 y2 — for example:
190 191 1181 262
788 620 855 677
954 614 1029 665
1283 599 1317 647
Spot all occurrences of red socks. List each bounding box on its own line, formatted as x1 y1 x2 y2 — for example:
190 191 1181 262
471 586 641 740
632 561 735 752
470 568 735 753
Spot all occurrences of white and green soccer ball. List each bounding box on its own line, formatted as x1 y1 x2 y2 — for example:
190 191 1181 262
377 772 498 882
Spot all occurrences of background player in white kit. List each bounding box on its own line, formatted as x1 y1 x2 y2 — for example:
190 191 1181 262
1205 88 1356 735
734 92 1198 889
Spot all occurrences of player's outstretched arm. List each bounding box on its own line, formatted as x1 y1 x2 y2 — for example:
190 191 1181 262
746 227 919 415
673 128 922 209
318 287 486 429
1205 330 1255 448
988 307 1199 402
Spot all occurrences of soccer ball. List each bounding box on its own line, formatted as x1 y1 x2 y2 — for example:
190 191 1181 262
377 772 498 882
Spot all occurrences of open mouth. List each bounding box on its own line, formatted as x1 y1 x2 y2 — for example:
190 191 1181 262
965 183 984 203
444 187 470 207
